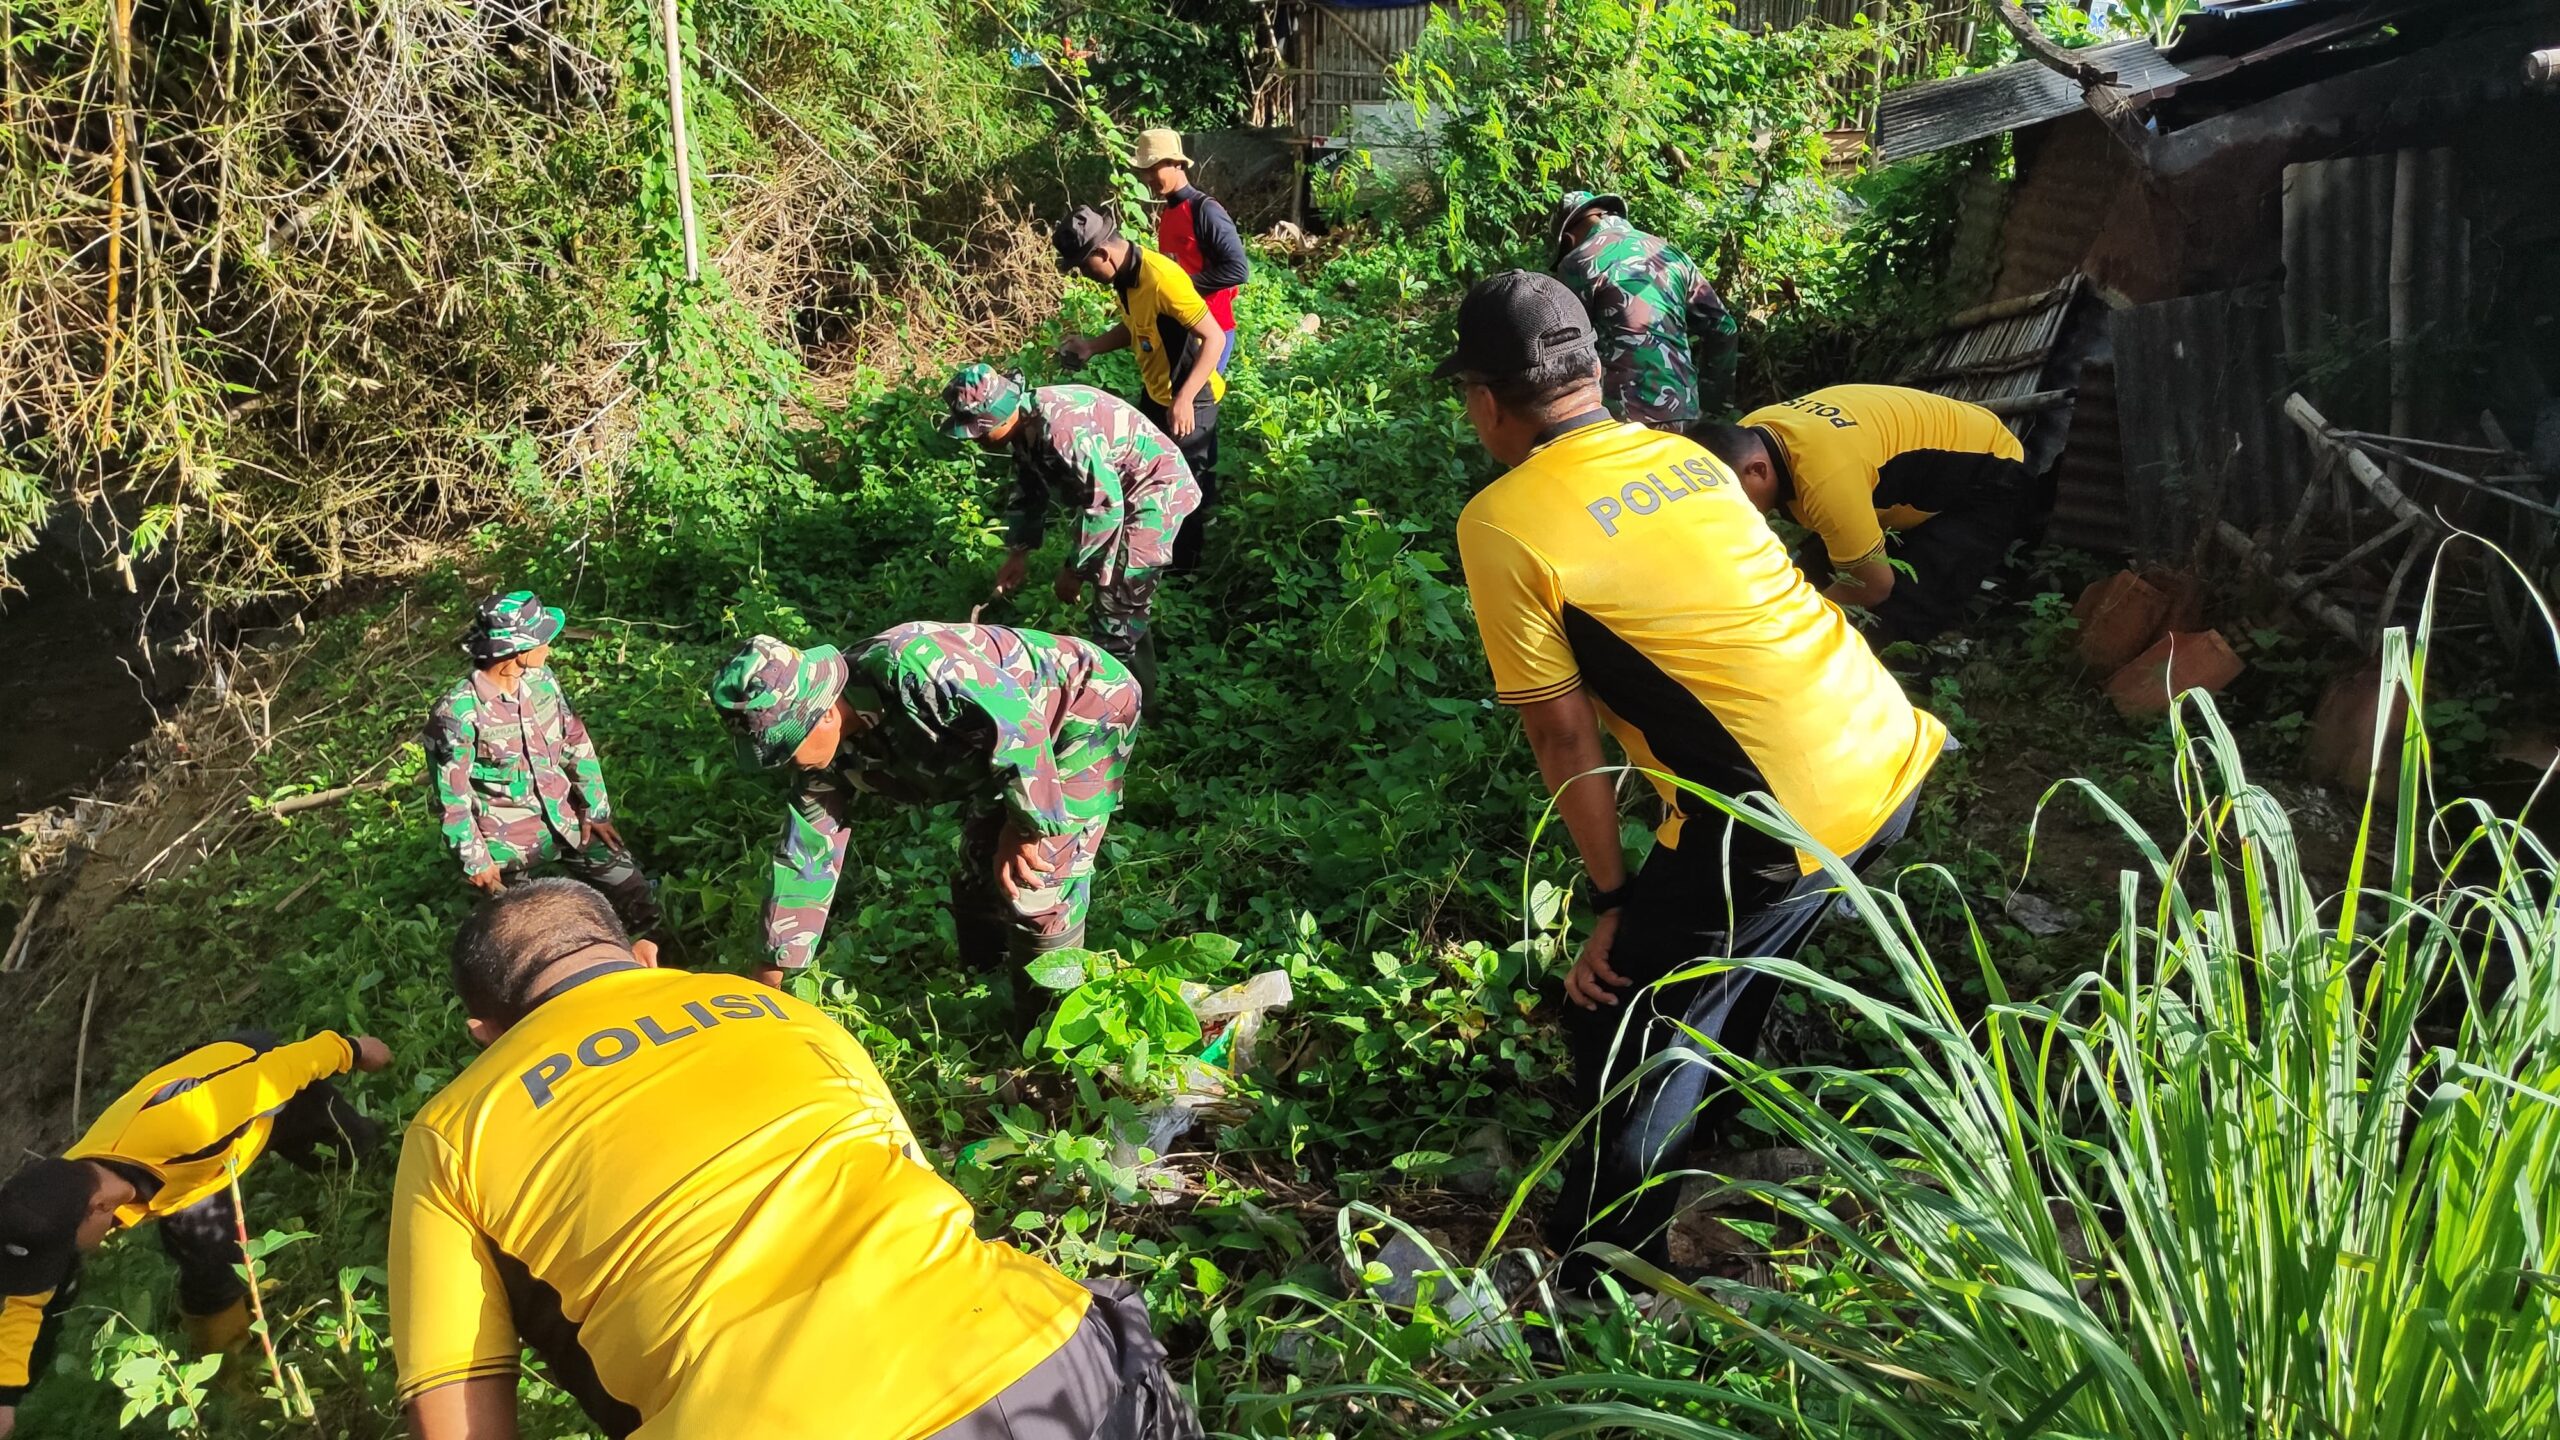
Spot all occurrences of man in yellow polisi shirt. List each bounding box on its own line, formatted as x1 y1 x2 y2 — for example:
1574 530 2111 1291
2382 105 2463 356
390 878 1199 1440
1441 273 1943 1292
1052 203 1230 572
0 1027 392 1435
1694 383 2033 644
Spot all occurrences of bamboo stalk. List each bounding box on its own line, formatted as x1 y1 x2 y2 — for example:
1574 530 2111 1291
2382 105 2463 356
70 974 98 1133
224 1163 305 1417
661 0 701 283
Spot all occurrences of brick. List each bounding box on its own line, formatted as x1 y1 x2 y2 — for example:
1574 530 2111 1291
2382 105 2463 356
2305 659 2408 791
2105 629 2245 718
2075 571 2168 673
2138 566 2207 636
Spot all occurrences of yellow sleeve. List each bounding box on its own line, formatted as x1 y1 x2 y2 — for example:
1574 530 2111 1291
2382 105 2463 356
1790 451 1888 568
1148 252 1208 328
0 1289 52 1395
1457 515 1579 705
388 1126 521 1403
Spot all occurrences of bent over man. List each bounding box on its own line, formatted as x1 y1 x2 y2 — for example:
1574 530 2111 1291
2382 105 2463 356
1053 204 1228 572
1440 273 1942 1292
1695 384 2032 644
425 590 658 934
711 624 1141 999
944 364 1202 695
0 1030 391 1434
392 880 1199 1439
1548 190 1737 429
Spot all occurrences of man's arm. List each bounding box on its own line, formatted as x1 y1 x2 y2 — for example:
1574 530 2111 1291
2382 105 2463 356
1823 554 1897 611
553 682 613 822
1516 691 1627 893
1172 309 1224 416
1003 451 1053 556
1064 430 1129 579
1070 323 1132 359
172 1034 359 1148
407 1377 521 1440
1189 198 1250 293
425 698 493 877
763 774 854 971
1580 274 1642 415
0 1288 58 1428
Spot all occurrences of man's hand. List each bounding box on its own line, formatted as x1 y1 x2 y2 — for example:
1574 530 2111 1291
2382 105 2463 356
466 867 504 895
995 819 1052 899
1054 336 1093 369
1052 566 1083 606
582 819 626 854
1168 395 1198 437
1562 911 1630 1010
992 549 1031 599
3 1402 18 1437
349 1036 395 1072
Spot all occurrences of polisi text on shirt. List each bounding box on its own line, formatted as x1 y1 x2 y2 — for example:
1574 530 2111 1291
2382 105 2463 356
520 992 787 1108
1585 456 1729 537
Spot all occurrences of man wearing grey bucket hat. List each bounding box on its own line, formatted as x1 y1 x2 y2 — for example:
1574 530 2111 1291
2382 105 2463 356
423 589 659 935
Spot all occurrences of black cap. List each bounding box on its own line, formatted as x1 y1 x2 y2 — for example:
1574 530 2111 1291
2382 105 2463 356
0 1159 95 1294
1052 205 1120 272
1431 271 1597 381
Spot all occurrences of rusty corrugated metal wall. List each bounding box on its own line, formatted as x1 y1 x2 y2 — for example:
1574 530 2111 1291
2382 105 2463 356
2280 148 2473 440
2110 285 2311 557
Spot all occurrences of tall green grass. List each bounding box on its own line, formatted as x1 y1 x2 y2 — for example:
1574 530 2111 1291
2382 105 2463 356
1656 616 2560 1437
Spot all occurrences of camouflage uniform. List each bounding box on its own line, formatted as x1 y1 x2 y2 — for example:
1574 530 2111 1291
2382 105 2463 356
709 625 1142 981
1549 192 1739 428
423 592 659 933
944 366 1201 696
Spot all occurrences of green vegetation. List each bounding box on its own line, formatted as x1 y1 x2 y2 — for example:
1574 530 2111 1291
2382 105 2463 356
8 0 2555 1436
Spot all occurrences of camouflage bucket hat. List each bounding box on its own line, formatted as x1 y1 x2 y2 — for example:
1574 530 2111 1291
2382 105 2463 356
710 636 851 769
1548 189 1626 265
467 590 565 662
941 364 1031 439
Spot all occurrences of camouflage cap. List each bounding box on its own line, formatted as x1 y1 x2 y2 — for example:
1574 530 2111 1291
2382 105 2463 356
710 636 852 770
941 364 1031 439
1548 189 1627 265
467 589 565 662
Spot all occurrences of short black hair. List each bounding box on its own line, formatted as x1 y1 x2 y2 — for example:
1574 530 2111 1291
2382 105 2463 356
1689 422 1766 473
450 878 629 1023
1473 345 1602 416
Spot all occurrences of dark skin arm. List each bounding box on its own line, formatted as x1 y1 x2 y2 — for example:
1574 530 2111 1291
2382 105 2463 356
406 1376 519 1440
1822 555 1897 611
1516 690 1636 1010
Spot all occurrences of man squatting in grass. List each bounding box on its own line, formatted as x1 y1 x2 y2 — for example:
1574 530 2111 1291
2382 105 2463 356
1442 271 1944 1291
710 625 1141 1009
0 1030 393 1435
391 879 1200 1440
424 590 660 935
1694 383 2035 645
1051 204 1227 573
1545 189 1739 431
945 363 1202 697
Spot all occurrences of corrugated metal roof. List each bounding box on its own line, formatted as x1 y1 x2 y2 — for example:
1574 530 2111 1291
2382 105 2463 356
1902 277 2083 414
2048 355 2127 554
2110 285 2310 556
1874 39 2188 163
2280 148 2472 441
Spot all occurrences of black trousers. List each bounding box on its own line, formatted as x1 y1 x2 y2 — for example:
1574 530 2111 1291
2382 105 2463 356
1803 455 2030 644
1136 394 1219 573
929 1278 1202 1440
1547 798 1915 1290
159 1032 382 1315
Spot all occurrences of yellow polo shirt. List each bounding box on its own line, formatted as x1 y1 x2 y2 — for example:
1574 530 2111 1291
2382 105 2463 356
1457 419 1942 867
68 1032 357 1224
1114 246 1227 408
1744 384 2025 566
389 968 1087 1438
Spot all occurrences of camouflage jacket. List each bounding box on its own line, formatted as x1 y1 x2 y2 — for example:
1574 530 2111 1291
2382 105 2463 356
1555 216 1739 426
1004 386 1202 586
764 623 1140 968
424 667 611 876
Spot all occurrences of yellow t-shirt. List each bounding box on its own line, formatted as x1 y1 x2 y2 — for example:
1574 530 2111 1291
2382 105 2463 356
1456 419 1943 867
1114 246 1228 408
68 1032 356 1225
1743 384 2025 566
389 968 1088 1438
